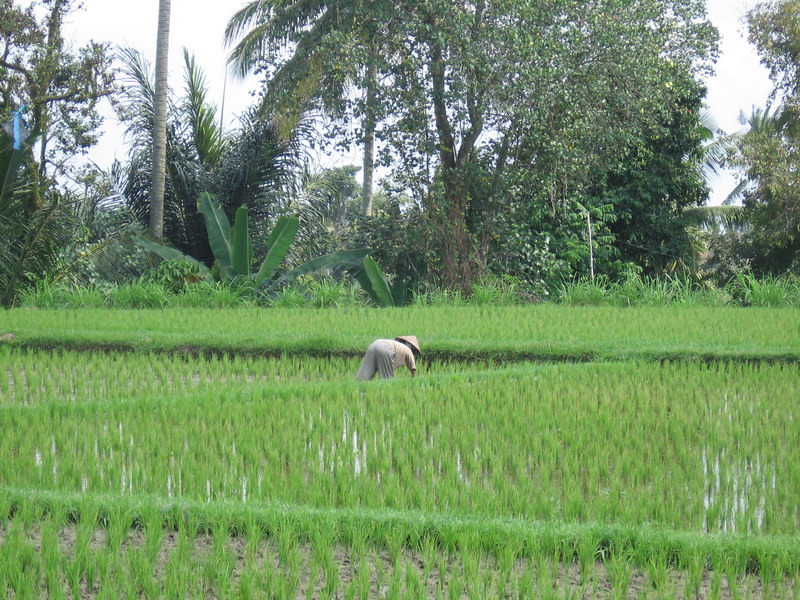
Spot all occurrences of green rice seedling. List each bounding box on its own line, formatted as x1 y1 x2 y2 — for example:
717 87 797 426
352 557 372 600
164 527 194 599
682 547 706 599
236 562 257 600
709 567 724 600
447 568 463 600
305 561 320 600
381 558 402 600
535 552 559 598
418 533 439 581
105 505 137 553
385 523 408 565
576 533 598 586
3 535 40 598
646 553 670 594
342 520 370 566
310 526 339 597
40 514 67 600
606 550 634 599
243 513 264 567
276 518 301 575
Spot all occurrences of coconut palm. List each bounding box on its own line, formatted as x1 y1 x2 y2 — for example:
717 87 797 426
722 105 783 206
224 0 393 216
150 0 171 240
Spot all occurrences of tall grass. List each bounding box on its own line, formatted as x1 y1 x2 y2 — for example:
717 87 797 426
729 273 800 307
557 275 737 307
16 273 800 309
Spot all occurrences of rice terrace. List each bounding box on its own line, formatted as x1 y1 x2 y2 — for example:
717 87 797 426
0 305 798 599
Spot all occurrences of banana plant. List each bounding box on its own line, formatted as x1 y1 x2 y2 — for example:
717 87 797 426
139 192 395 306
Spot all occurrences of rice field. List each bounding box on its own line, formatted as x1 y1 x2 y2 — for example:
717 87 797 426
2 305 798 360
1 306 799 598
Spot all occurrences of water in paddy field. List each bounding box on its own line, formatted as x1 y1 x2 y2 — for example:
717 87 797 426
702 447 773 533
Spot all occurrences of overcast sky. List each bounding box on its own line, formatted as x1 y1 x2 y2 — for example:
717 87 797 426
64 0 773 204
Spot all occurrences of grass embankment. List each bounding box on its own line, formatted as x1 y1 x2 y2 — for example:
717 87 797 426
2 305 799 361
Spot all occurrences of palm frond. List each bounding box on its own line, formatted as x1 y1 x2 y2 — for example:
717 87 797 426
224 0 276 47
182 48 225 166
684 205 748 233
0 200 74 306
116 47 157 144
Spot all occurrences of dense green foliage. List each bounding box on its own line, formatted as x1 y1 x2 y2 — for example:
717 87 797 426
7 0 800 307
0 0 114 183
710 0 800 277
220 0 720 293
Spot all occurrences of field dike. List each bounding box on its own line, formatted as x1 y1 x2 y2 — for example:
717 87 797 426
1 488 797 599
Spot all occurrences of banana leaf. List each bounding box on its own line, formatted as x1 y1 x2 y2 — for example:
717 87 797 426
254 215 299 288
134 236 211 277
230 206 250 277
270 248 373 290
356 255 395 307
197 192 233 277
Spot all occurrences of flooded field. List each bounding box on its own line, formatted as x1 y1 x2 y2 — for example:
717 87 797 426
1 339 799 598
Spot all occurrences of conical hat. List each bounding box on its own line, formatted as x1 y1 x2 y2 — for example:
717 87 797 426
395 335 421 356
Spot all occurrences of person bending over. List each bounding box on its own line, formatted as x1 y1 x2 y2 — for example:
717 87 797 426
356 336 421 380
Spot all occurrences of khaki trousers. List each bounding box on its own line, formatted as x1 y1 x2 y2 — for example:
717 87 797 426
356 340 395 380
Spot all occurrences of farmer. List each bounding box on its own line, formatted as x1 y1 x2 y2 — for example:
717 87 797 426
356 336 421 380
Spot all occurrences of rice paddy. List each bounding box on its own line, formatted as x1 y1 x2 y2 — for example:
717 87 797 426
1 306 798 598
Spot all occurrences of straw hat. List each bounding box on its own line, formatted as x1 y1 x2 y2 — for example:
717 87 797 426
395 335 421 356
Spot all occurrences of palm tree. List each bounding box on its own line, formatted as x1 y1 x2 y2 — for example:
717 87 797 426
118 48 307 265
223 0 391 216
150 0 171 240
722 105 783 206
0 127 72 307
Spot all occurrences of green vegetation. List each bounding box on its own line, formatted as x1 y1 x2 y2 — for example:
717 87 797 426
1 306 798 597
2 304 799 361
3 0 800 595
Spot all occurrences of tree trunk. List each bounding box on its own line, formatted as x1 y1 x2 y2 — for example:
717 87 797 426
428 38 477 292
150 0 171 241
361 41 378 217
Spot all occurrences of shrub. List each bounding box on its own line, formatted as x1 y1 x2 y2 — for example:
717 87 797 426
19 282 106 309
269 285 309 308
729 273 798 307
107 281 170 308
557 277 612 305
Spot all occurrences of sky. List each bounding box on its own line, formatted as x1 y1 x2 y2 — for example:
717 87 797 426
63 0 774 205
